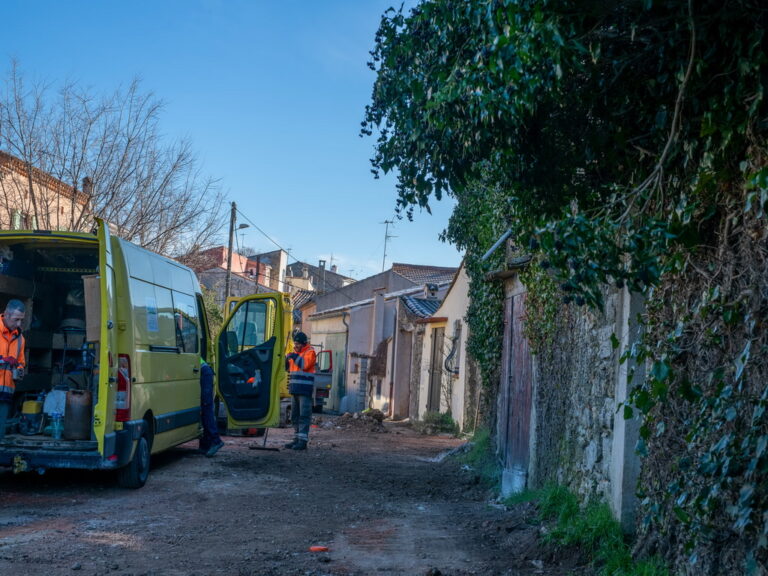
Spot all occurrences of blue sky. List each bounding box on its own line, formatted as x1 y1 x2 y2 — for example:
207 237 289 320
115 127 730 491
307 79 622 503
2 0 462 279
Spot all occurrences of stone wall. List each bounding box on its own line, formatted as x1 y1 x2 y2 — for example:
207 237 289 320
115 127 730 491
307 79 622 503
528 286 627 505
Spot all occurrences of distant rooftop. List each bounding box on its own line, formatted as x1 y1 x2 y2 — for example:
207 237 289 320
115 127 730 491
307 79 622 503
392 263 458 286
401 295 442 318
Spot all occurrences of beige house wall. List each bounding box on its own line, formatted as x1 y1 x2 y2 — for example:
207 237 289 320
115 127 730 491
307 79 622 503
416 265 470 428
0 152 88 230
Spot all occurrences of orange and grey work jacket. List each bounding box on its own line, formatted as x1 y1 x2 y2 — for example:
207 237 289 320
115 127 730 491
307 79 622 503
286 344 316 396
0 315 25 402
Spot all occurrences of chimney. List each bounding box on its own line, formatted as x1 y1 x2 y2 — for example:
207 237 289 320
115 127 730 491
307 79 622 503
331 264 337 273
424 283 438 300
82 176 93 195
302 265 309 279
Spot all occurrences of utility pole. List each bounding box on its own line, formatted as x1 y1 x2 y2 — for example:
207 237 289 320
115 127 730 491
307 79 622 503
225 202 250 300
381 219 396 272
225 202 237 300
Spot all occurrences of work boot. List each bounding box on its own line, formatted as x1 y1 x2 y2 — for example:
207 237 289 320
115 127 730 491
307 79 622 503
206 440 224 458
284 439 298 449
292 440 307 451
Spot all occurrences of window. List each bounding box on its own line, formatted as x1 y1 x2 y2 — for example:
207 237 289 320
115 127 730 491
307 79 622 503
224 299 271 357
173 291 199 353
130 279 176 348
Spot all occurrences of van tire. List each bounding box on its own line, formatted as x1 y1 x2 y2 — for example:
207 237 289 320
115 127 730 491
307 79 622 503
117 433 151 489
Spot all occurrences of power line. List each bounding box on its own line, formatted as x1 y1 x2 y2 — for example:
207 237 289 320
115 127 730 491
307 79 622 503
232 207 362 303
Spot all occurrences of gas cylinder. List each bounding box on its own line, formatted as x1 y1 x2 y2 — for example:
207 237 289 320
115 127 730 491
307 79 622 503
63 389 92 440
19 399 44 435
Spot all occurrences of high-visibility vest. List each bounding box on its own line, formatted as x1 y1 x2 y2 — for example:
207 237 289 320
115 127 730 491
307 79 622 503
0 315 25 399
287 344 316 396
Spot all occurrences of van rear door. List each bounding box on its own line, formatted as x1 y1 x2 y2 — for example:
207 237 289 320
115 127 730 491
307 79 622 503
93 219 117 454
216 294 285 428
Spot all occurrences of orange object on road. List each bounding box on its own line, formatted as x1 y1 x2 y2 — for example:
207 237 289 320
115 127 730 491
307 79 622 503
309 546 329 553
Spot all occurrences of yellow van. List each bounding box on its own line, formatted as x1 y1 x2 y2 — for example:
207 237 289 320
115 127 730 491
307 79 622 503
0 222 285 487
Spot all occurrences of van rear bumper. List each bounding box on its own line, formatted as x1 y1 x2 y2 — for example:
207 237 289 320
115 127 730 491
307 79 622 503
0 447 116 472
0 434 121 472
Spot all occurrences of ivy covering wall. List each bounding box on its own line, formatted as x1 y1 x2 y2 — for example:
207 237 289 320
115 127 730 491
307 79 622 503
364 1 768 572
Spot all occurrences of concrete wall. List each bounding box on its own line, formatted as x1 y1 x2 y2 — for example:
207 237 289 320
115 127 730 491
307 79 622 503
344 305 373 412
310 313 348 412
315 269 415 313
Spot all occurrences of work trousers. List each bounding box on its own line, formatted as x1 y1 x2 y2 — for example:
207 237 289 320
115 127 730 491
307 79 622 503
199 367 221 451
291 393 313 442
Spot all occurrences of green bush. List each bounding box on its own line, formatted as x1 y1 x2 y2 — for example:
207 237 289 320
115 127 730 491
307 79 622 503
414 411 460 436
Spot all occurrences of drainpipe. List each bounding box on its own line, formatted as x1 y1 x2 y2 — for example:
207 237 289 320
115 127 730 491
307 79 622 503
388 312 398 419
481 228 513 261
341 311 349 401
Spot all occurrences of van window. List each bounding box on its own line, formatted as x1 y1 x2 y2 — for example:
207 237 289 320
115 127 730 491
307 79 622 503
224 299 270 356
130 279 177 347
173 290 199 353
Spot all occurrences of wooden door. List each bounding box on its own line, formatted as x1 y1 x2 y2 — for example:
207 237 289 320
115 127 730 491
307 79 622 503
427 326 444 413
499 292 533 493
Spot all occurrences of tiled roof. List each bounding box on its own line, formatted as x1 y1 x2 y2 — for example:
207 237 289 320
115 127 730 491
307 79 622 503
291 289 315 324
401 295 442 318
292 289 315 310
392 263 458 286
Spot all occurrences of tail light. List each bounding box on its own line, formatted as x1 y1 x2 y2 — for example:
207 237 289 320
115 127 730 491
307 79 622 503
116 354 131 421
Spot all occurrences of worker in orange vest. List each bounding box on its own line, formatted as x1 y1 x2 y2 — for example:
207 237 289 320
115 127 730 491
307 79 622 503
284 332 316 451
0 299 26 440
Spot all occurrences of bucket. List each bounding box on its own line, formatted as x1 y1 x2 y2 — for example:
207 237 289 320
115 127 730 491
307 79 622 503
19 400 44 435
63 389 92 440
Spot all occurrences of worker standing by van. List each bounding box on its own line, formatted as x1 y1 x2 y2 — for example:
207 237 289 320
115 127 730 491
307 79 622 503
0 299 25 440
199 358 224 457
284 332 316 451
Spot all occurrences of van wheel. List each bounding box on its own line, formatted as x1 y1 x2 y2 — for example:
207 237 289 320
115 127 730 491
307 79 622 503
117 433 151 489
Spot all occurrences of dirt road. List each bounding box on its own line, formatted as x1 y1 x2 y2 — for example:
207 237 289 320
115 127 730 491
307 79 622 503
0 415 578 576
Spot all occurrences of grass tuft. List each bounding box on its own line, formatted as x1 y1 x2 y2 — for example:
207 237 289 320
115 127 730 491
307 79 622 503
529 485 669 576
455 427 500 489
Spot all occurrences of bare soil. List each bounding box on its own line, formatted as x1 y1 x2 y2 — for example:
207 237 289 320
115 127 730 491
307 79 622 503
0 414 586 576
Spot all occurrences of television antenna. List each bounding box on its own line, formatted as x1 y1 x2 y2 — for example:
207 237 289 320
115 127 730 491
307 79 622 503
381 219 397 271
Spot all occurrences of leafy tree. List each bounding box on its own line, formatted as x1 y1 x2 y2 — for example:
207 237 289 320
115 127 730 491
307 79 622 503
364 0 765 305
0 60 225 258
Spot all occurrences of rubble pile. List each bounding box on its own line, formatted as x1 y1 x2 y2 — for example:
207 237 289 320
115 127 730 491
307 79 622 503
335 410 388 433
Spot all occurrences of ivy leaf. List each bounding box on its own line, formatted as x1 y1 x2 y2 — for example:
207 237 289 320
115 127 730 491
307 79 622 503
651 360 671 382
674 506 691 524
735 340 752 382
610 332 620 350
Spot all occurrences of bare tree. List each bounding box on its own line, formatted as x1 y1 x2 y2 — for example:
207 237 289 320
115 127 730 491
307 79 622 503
0 60 225 258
